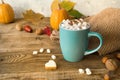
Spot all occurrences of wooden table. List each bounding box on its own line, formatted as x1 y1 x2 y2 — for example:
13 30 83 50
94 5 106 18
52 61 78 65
0 18 120 80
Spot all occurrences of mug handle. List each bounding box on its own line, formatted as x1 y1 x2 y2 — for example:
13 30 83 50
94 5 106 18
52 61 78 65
84 32 103 55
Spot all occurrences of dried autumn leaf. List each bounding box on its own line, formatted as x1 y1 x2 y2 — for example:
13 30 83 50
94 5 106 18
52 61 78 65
23 9 44 25
68 9 84 18
60 0 75 11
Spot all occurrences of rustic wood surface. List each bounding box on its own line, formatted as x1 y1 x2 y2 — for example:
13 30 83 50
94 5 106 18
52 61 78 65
0 18 120 80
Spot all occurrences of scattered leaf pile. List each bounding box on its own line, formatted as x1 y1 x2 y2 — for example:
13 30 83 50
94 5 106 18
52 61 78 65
23 9 44 25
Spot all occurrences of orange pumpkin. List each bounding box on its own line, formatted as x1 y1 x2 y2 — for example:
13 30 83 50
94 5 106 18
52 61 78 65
0 0 14 24
50 5 68 30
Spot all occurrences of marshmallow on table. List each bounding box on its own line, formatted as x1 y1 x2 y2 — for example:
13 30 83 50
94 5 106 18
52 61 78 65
32 51 38 55
45 60 57 70
51 55 56 60
47 49 51 53
39 48 44 53
85 68 92 75
78 69 85 74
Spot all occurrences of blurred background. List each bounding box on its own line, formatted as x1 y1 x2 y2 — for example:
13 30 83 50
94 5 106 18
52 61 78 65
3 0 120 18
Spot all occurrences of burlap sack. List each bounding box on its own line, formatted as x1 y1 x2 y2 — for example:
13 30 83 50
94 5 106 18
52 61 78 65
85 8 120 55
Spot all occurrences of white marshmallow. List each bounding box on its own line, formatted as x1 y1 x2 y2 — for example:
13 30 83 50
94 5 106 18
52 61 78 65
47 49 51 53
39 48 44 53
62 19 66 22
76 28 80 30
78 69 85 74
51 55 56 60
86 71 92 75
82 26 87 29
73 24 78 28
33 51 38 55
61 24 65 27
66 26 70 30
60 19 90 31
85 68 92 75
79 18 84 22
78 22 81 26
66 19 70 23
75 19 80 22
82 22 87 26
69 27 74 30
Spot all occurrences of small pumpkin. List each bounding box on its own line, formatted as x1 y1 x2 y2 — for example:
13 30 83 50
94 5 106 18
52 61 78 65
50 4 69 30
0 0 14 24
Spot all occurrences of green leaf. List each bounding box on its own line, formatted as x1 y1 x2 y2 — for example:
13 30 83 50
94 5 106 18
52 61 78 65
60 0 75 11
68 9 84 18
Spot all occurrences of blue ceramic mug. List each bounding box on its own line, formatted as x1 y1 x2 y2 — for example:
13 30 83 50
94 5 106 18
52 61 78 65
60 25 103 62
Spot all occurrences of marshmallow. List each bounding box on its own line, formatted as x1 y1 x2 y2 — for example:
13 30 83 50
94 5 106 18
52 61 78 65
66 19 70 23
62 19 66 22
79 18 84 22
85 68 92 75
78 22 81 26
39 48 44 53
33 51 38 55
76 28 80 30
78 69 85 74
74 19 80 22
82 26 87 29
61 19 90 31
82 22 87 26
51 55 56 60
73 24 78 28
69 27 74 30
61 23 65 27
47 49 51 53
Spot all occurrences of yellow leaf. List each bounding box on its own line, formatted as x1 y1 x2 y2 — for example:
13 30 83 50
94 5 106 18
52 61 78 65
60 0 75 11
51 0 61 11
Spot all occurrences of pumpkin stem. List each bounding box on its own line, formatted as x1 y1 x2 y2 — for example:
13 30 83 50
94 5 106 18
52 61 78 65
58 4 61 10
1 0 4 4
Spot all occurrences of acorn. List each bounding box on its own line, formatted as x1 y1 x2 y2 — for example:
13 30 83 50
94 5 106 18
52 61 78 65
102 56 108 63
16 23 23 31
104 74 110 80
105 59 118 71
35 28 43 35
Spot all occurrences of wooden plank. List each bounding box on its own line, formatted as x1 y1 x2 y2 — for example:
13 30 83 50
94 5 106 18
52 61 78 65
1 52 120 80
0 53 105 73
0 18 120 80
